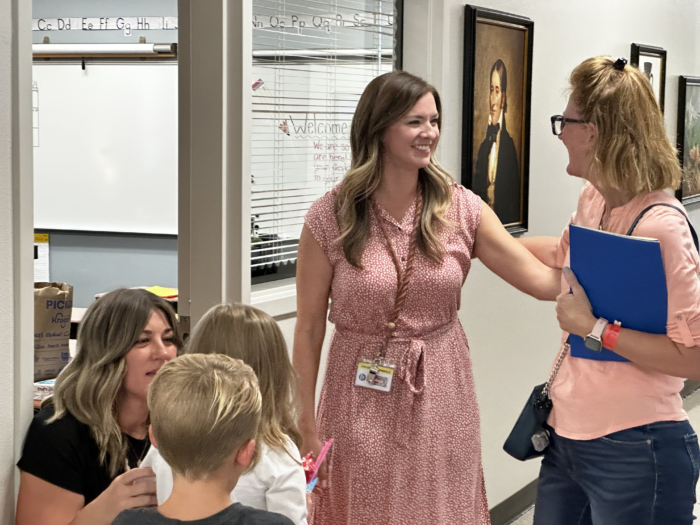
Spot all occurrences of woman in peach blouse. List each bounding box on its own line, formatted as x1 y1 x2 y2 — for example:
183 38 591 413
524 56 700 525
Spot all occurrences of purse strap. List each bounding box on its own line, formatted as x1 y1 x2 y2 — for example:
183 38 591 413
373 187 423 358
625 203 699 253
542 338 570 399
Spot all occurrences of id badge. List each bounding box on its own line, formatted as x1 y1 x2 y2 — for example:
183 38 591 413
355 358 396 393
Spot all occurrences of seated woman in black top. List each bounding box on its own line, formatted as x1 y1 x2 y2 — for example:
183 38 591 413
16 288 182 525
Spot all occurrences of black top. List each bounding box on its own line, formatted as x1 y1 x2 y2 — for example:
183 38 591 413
17 405 149 505
114 503 295 525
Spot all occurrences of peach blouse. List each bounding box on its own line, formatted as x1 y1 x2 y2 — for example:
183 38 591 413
549 183 700 440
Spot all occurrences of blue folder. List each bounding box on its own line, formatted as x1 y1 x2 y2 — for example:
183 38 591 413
568 224 668 361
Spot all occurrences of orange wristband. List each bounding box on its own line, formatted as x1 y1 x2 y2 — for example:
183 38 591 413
603 322 622 350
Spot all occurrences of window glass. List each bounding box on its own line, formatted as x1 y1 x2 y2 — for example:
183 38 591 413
251 0 397 284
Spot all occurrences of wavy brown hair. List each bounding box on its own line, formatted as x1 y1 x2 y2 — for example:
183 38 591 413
45 288 182 477
184 304 302 457
569 56 682 196
335 70 454 268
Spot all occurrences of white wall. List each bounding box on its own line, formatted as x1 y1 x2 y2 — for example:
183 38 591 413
0 6 14 513
1 0 35 521
405 0 700 507
277 316 333 406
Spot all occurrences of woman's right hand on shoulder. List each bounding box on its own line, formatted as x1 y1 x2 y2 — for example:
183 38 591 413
74 467 156 525
16 468 156 525
89 468 157 518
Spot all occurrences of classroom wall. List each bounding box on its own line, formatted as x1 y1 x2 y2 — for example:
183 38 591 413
41 234 178 308
1 0 34 520
43 232 178 307
404 0 700 507
32 0 178 44
32 0 179 307
0 6 16 514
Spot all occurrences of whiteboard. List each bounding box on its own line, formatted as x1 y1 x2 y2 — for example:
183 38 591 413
33 62 178 234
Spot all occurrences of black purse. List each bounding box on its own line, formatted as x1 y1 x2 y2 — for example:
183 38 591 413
503 338 569 461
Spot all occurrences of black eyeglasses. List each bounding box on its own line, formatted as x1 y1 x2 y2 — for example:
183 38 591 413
551 115 587 136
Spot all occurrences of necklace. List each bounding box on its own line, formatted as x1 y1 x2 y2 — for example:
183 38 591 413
124 434 150 471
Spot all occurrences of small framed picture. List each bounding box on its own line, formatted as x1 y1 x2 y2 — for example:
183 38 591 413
677 76 700 205
630 43 666 113
462 5 533 234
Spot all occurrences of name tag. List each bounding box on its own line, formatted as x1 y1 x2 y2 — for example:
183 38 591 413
355 361 395 393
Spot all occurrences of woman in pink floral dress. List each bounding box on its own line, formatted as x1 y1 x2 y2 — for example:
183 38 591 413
293 71 560 524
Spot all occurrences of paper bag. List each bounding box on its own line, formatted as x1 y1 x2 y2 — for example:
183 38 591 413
34 282 73 381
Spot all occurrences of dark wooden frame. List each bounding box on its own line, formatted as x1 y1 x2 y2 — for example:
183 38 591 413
630 43 667 113
462 5 533 235
394 0 404 70
677 76 700 205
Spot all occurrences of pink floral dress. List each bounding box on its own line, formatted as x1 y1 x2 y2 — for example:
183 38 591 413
303 184 490 525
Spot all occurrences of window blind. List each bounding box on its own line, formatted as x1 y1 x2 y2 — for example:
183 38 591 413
250 0 397 282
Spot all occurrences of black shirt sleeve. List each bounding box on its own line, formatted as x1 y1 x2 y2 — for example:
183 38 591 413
17 406 112 504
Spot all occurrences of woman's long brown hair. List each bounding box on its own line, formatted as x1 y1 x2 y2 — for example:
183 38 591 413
334 70 455 268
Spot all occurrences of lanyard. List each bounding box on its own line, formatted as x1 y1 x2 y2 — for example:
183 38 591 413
372 187 423 359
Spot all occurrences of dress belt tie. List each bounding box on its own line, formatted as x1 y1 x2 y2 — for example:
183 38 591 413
395 338 426 448
335 319 457 447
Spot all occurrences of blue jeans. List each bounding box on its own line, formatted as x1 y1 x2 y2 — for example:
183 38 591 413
533 420 700 525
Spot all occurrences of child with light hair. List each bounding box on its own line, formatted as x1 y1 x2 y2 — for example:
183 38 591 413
113 353 293 525
141 304 308 524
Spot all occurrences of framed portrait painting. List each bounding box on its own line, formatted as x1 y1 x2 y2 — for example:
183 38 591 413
630 43 666 113
677 76 700 205
462 5 533 234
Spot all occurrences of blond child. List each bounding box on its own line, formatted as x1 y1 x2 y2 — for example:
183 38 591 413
141 304 308 525
114 354 293 525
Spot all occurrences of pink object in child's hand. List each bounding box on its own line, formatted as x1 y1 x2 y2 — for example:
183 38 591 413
302 438 335 484
302 453 316 483
310 439 334 480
